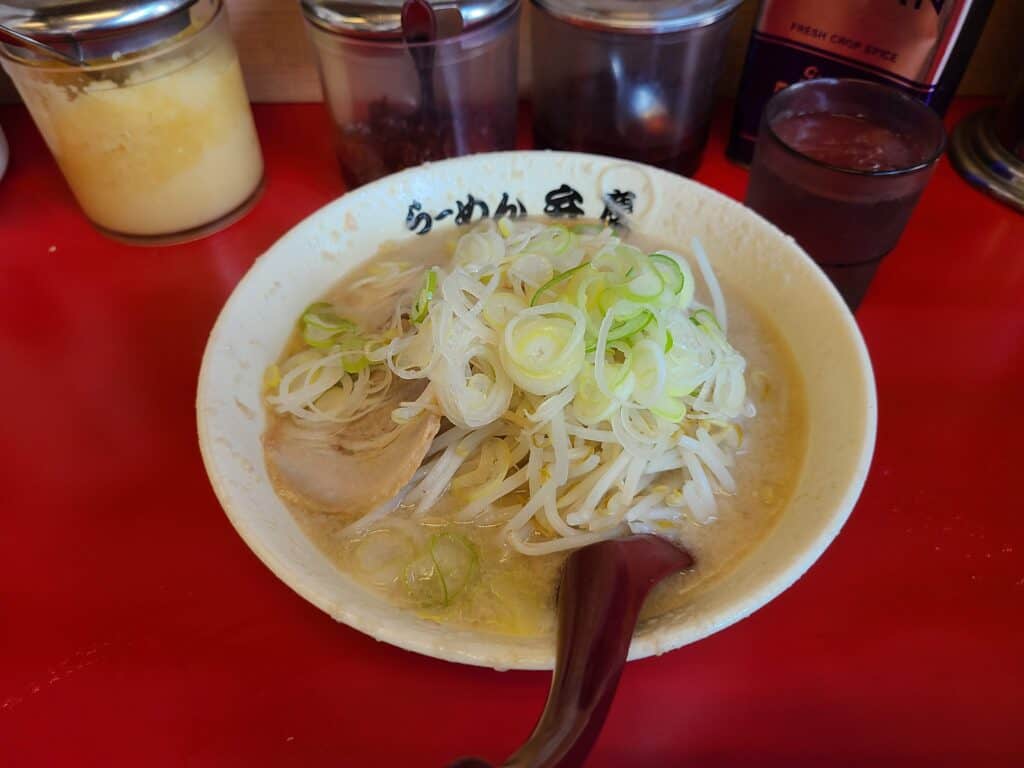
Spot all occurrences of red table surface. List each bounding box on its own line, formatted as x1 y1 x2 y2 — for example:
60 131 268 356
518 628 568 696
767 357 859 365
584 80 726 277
1 99 1022 767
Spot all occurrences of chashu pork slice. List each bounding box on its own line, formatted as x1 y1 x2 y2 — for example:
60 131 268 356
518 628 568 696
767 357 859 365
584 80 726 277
265 379 440 517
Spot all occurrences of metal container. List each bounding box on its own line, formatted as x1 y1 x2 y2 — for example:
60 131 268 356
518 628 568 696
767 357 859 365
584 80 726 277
0 0 264 243
950 73 1024 213
301 0 520 188
530 0 742 177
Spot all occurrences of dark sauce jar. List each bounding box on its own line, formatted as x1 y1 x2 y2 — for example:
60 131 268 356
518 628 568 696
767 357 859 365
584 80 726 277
529 0 742 177
301 0 521 188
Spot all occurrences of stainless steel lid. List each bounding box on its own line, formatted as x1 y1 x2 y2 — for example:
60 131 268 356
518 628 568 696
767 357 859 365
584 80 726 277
949 108 1024 214
300 0 516 39
531 0 742 33
0 0 200 63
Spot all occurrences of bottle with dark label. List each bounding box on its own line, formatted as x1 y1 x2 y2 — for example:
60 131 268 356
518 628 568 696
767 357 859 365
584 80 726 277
727 0 995 164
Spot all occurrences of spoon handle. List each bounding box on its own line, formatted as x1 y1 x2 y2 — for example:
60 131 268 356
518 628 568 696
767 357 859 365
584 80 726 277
400 0 437 114
502 535 692 768
0 23 82 64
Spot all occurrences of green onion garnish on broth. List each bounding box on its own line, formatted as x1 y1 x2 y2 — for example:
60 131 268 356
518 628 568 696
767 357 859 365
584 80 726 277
265 219 752 564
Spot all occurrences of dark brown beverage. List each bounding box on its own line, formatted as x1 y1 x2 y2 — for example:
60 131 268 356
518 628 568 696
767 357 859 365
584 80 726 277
747 113 929 308
745 80 945 310
771 113 924 172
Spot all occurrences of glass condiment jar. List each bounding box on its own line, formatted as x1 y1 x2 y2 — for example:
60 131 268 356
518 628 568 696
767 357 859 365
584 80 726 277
301 0 520 188
0 0 264 244
530 0 742 176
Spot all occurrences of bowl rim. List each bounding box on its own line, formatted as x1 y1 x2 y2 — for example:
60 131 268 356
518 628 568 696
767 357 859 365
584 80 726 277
196 149 878 669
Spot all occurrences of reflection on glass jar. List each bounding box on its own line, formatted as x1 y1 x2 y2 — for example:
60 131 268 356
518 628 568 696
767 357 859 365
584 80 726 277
0 0 264 243
530 0 741 177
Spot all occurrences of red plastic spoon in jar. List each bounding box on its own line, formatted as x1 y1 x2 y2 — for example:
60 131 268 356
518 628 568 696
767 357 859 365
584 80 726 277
449 535 694 768
401 0 437 120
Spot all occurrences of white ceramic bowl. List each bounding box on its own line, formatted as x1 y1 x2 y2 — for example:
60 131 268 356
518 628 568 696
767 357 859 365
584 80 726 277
197 151 876 670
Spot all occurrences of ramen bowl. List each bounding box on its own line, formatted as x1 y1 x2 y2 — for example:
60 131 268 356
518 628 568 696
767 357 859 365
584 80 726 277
196 151 876 670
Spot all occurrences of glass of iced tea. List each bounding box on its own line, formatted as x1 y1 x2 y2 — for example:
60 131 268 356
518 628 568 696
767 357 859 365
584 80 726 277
745 78 946 310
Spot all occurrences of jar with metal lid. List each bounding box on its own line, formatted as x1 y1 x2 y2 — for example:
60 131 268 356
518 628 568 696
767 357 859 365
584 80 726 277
530 0 742 176
950 72 1024 213
301 0 520 188
0 0 264 243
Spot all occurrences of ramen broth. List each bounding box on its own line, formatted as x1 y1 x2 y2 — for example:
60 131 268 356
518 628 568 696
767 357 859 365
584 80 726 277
265 224 806 637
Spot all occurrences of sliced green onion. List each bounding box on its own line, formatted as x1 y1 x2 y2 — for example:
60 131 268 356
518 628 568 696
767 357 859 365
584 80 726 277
586 308 648 351
590 247 667 306
604 342 633 388
482 291 527 330
525 226 574 258
430 533 479 604
573 365 617 425
406 533 479 607
301 303 362 350
691 308 727 345
607 309 654 342
501 303 586 396
303 323 344 348
577 274 612 338
592 244 641 283
664 344 708 397
530 262 591 306
619 266 664 303
651 393 687 422
596 284 619 315
692 308 720 330
649 253 685 295
332 333 369 372
302 302 355 332
412 268 437 324
341 355 369 374
630 339 667 407
597 294 646 323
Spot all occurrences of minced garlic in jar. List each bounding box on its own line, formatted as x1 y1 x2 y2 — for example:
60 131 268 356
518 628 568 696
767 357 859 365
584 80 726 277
2 2 263 241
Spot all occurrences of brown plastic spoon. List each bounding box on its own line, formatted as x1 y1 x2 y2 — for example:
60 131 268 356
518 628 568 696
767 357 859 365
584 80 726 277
401 0 437 120
450 534 694 768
